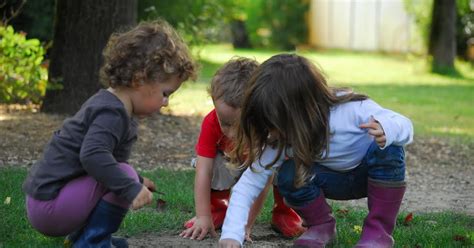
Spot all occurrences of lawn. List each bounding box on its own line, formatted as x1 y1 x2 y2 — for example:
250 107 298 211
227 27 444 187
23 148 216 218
1 45 473 247
168 44 474 141
1 168 473 247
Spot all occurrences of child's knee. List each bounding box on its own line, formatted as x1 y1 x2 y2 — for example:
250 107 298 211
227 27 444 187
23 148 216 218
366 143 406 181
276 160 297 192
118 163 139 182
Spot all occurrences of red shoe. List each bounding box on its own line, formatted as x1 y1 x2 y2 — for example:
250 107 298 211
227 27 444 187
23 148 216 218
183 189 230 229
271 186 306 238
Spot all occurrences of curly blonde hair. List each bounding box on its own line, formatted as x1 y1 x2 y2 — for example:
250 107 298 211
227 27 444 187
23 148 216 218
100 20 196 87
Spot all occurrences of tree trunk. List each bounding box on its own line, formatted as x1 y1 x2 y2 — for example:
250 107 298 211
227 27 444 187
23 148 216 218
428 0 457 72
41 0 137 114
231 19 251 49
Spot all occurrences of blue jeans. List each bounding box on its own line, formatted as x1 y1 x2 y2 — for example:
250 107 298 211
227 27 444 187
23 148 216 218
277 142 405 207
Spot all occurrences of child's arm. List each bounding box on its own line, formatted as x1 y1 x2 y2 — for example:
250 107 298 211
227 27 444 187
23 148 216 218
80 109 144 204
219 146 285 246
244 173 274 241
180 156 217 240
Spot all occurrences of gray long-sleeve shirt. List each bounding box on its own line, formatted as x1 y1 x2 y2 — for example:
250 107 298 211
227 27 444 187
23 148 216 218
23 89 142 203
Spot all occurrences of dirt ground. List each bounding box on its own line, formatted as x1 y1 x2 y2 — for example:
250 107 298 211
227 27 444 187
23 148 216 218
1 107 473 247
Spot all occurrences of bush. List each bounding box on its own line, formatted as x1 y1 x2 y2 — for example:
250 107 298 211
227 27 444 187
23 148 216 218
245 0 309 50
0 25 48 104
138 0 234 48
456 0 474 59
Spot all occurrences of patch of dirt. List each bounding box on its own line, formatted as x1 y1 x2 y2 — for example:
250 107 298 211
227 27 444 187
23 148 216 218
1 107 473 247
127 225 293 248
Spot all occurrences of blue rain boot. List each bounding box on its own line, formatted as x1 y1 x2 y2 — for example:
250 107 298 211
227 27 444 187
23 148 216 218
65 229 128 248
73 200 128 248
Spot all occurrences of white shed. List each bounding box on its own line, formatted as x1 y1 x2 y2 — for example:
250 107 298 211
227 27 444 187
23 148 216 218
308 0 424 53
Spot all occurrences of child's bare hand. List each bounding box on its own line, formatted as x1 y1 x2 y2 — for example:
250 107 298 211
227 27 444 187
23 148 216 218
142 177 156 192
244 226 253 242
131 185 153 210
219 238 241 248
179 216 217 240
360 117 386 147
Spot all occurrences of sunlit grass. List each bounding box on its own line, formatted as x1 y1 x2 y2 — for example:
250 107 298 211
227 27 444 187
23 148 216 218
168 44 474 140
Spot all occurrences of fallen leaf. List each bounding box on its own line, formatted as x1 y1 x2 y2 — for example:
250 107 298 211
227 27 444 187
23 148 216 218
453 234 467 242
4 197 11 205
156 198 167 212
336 209 349 217
403 212 413 226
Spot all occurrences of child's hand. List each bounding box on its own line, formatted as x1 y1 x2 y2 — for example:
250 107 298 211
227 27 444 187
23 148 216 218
179 215 217 240
360 117 386 147
131 185 153 210
244 225 253 242
142 177 156 192
218 238 241 248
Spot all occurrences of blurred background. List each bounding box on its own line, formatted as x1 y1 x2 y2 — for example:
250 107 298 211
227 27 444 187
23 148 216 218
1 0 473 139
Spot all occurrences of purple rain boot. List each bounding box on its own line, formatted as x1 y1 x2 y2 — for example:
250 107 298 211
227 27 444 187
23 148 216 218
291 192 336 248
355 180 406 248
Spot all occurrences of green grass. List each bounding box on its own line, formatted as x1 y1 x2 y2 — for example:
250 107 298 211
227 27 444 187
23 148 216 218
1 168 473 247
167 44 474 141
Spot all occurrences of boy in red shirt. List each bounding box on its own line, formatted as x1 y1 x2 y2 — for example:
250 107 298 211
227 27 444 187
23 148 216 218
179 57 305 241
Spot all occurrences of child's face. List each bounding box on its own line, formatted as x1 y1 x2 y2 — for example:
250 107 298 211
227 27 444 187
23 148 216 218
131 75 183 118
214 98 240 139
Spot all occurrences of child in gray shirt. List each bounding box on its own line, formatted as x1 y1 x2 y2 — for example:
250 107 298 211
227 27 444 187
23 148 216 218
23 20 196 247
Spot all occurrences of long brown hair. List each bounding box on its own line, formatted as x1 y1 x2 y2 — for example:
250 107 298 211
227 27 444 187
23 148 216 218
232 54 367 188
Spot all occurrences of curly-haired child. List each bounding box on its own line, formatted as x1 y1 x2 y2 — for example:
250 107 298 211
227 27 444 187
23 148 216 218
23 20 196 247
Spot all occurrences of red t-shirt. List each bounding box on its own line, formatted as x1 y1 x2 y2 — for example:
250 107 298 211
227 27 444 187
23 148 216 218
195 109 232 158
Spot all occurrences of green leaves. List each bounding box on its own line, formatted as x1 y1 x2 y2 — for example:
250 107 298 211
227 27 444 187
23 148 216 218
0 25 49 104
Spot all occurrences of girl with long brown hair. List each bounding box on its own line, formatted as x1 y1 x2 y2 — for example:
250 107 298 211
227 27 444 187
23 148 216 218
219 54 413 248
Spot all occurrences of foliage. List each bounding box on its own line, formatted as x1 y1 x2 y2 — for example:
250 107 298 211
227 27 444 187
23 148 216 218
404 0 474 58
138 0 235 48
244 0 309 50
456 0 474 58
3 0 55 41
403 0 434 53
0 25 49 104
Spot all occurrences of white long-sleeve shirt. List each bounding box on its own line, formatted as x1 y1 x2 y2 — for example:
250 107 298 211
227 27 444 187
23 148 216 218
220 99 413 245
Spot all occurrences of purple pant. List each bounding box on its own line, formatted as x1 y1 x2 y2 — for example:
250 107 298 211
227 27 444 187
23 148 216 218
26 163 139 237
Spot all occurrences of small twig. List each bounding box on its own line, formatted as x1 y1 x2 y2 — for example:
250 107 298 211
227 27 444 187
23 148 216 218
1 0 26 25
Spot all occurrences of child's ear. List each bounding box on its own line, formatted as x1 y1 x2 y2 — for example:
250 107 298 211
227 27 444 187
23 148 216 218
130 78 141 88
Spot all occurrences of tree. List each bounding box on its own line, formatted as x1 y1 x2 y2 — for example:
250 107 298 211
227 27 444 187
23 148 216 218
428 0 457 73
41 0 137 114
138 0 232 48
